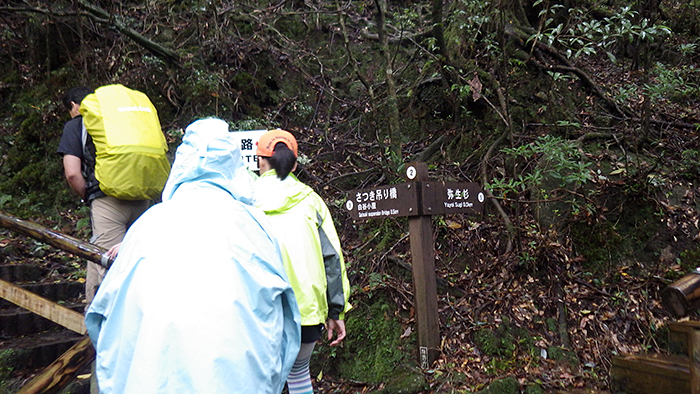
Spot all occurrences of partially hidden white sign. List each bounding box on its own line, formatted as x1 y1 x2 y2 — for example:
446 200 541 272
231 129 267 171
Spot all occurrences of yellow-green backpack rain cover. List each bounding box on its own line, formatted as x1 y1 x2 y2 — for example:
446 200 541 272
80 84 170 200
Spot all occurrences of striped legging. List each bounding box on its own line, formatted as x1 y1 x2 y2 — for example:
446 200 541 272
286 342 316 394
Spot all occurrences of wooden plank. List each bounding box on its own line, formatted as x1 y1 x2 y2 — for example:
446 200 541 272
614 353 690 371
668 322 700 356
0 279 86 335
611 353 690 394
670 327 692 355
671 321 700 332
691 328 700 394
16 335 95 394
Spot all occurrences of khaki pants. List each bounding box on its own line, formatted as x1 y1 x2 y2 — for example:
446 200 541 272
86 196 151 306
88 196 150 394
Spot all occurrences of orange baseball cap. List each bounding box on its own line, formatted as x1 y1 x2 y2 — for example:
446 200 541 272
256 129 298 157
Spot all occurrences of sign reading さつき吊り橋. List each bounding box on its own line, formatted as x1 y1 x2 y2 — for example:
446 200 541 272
345 183 420 219
230 129 267 171
345 181 485 219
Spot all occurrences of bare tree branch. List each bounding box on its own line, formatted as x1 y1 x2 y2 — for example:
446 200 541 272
76 0 179 65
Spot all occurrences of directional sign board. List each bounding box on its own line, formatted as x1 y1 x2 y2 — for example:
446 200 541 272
420 182 485 215
345 181 484 219
345 183 419 220
230 129 267 171
344 162 485 369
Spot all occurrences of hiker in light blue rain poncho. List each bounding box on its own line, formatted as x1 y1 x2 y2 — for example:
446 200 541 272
85 117 301 394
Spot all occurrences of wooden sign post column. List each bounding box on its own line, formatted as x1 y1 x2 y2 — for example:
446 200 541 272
406 162 440 368
345 162 484 369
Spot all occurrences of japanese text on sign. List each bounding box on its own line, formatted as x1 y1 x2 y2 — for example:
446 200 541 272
354 187 399 212
421 182 484 215
444 187 472 208
230 129 267 171
355 187 399 218
345 183 418 220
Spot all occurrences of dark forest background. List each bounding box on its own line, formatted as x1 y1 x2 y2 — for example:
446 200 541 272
2 0 700 393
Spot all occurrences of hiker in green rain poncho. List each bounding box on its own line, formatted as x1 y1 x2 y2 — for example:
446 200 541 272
253 129 352 394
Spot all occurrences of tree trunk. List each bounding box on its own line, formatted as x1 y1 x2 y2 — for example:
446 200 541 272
374 0 402 163
431 0 449 62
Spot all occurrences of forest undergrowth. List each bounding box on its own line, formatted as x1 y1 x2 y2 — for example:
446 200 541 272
2 1 700 393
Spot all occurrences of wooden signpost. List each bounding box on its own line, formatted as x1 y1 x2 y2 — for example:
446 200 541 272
345 162 485 369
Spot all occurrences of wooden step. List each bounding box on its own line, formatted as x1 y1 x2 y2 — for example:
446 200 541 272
0 330 84 369
611 352 691 394
0 301 84 337
0 263 48 283
0 330 91 394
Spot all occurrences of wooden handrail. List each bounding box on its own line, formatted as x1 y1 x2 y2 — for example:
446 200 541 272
0 210 105 393
0 210 110 267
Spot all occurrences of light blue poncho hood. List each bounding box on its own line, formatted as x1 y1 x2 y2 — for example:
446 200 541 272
161 117 254 204
85 118 301 394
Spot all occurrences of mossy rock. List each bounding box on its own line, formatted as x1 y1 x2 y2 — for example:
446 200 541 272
0 349 29 394
477 376 519 394
569 219 624 272
546 346 580 369
524 383 545 394
473 322 535 358
377 367 428 394
312 289 415 384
